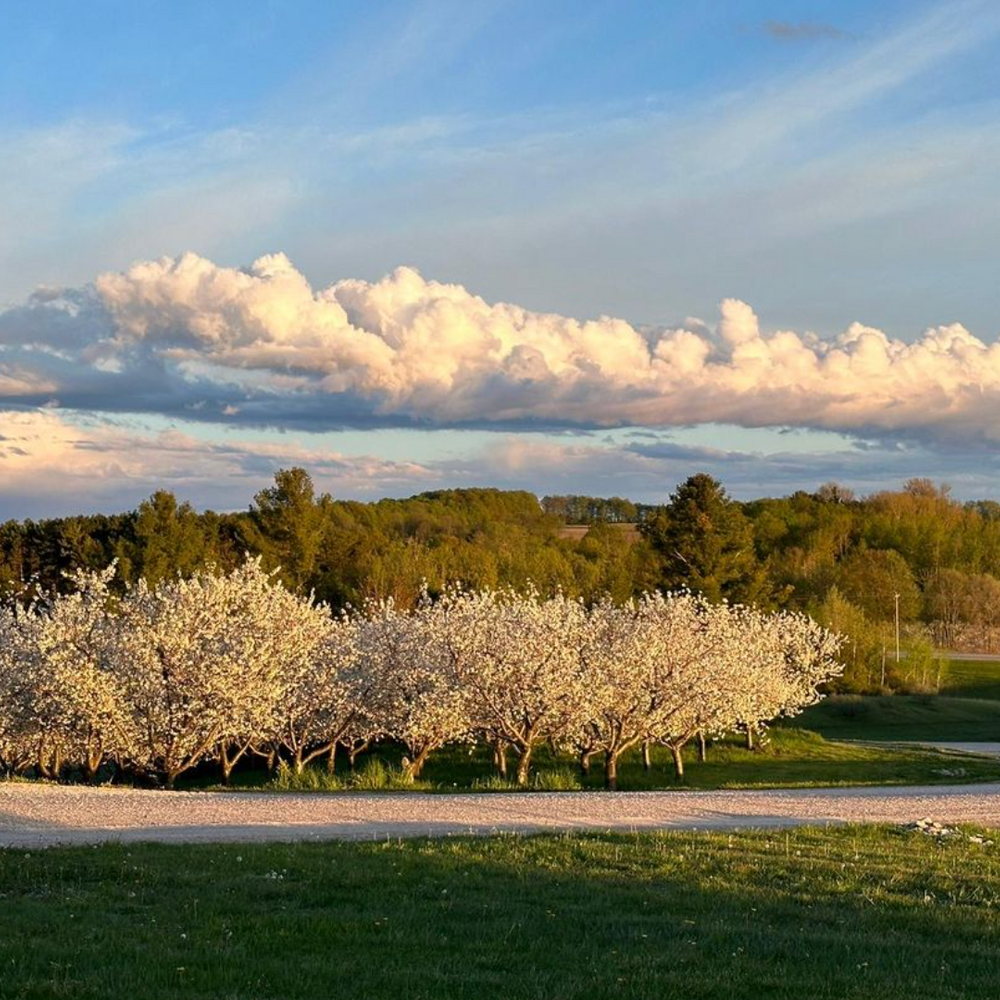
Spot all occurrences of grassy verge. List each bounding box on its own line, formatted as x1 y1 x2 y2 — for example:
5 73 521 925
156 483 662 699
1 828 998 999
182 728 1000 794
940 658 1000 701
792 695 1000 742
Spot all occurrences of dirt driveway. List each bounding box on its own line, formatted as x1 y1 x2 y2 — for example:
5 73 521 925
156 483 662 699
3 780 1000 848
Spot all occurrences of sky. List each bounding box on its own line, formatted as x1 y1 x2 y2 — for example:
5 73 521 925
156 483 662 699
2 0 1000 516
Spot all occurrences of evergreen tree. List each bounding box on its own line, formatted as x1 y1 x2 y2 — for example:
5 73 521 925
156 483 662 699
641 473 765 603
129 491 208 585
248 468 329 592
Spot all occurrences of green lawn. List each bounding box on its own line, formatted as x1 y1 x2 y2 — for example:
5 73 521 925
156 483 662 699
410 729 1000 789
1 828 998 999
792 695 1000 743
188 728 1000 794
941 658 1000 701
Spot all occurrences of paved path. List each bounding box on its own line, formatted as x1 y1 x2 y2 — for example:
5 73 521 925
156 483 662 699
937 651 1000 661
2 781 1000 848
904 742 1000 757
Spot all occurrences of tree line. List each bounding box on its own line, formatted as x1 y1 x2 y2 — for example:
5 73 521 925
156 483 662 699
0 473 649 609
0 559 839 789
3 468 999 690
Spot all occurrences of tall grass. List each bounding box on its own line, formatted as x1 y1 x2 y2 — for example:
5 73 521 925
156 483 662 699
269 758 433 792
470 767 582 792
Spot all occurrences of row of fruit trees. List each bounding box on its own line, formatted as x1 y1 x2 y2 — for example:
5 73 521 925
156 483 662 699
0 559 841 789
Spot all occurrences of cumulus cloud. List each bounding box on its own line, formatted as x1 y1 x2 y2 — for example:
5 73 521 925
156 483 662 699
2 252 1000 445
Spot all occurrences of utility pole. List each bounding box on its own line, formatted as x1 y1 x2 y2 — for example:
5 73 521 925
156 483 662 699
894 592 901 663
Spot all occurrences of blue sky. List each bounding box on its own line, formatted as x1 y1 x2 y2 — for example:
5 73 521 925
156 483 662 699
2 0 1000 515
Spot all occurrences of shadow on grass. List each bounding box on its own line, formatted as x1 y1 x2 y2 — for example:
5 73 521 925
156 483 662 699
793 695 1000 743
0 828 998 999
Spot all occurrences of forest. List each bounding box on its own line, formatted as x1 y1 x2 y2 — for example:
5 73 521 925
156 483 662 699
2 469 999 692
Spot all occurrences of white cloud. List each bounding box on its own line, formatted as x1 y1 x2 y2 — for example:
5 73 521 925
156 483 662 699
4 252 1000 445
8 407 1000 518
0 408 434 517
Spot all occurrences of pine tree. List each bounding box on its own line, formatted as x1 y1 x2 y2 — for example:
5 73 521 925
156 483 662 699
248 468 329 592
641 473 765 603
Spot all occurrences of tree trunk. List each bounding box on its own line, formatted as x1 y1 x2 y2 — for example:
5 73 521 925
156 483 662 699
293 747 306 776
641 740 652 771
604 750 619 791
347 739 371 769
697 730 707 762
745 724 755 751
404 745 432 780
219 743 244 786
36 743 50 779
326 742 337 774
84 751 102 785
493 740 508 779
669 743 685 780
579 750 593 777
515 746 532 787
84 732 103 784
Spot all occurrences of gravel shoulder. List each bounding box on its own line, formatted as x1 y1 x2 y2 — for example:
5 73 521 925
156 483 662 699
3 781 1000 848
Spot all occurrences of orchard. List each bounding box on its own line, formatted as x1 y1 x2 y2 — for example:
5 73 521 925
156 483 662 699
0 559 841 789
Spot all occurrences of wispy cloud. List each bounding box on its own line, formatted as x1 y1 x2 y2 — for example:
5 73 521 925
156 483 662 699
761 21 851 42
4 0 999 333
0 408 434 517
4 408 1000 517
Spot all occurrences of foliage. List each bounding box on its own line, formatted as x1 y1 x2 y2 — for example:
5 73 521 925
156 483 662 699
0 561 841 788
641 473 768 604
8 467 1000 695
541 493 641 523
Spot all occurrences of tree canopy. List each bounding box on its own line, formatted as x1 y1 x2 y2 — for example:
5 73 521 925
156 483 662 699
4 468 1000 693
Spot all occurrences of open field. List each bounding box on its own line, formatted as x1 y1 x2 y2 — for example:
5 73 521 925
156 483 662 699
793 696 1000 743
940 658 1000 701
1 828 998 999
556 522 641 541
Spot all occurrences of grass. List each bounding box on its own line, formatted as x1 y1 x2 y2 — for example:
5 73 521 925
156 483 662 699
196 728 1000 794
792 695 1000 743
1 827 998 998
940 658 1000 701
269 758 433 792
416 729 1000 790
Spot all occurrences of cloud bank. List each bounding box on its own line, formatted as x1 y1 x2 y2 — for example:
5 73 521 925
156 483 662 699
2 252 1000 446
5 407 1000 520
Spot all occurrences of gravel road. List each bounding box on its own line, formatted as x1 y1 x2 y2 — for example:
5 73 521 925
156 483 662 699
3 781 1000 848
